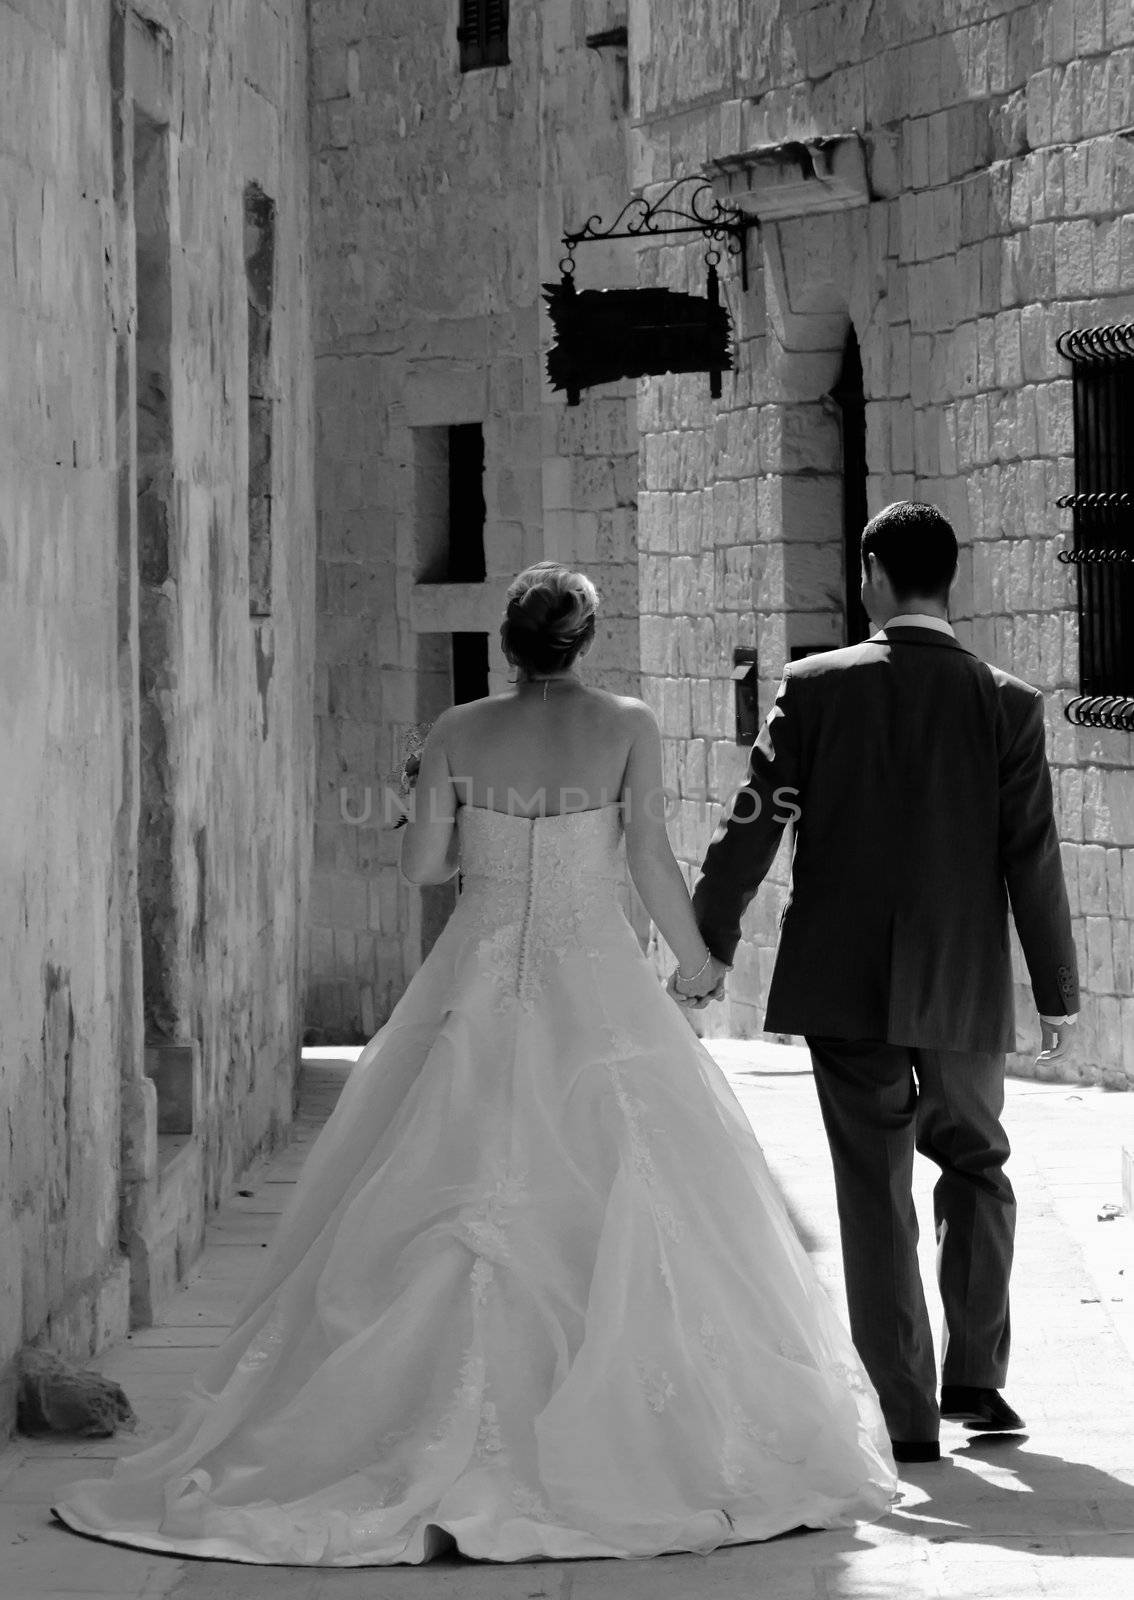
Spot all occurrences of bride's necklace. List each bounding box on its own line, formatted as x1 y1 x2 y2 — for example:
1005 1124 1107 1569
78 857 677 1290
520 673 582 703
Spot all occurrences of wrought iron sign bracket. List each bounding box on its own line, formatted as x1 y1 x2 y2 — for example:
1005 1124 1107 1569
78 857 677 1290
561 176 756 291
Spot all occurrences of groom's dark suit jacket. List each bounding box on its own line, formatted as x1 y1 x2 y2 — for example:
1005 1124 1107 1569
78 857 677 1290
691 625 1079 1053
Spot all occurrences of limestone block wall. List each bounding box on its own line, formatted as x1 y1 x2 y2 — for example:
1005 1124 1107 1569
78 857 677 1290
539 2 641 700
309 0 640 1039
630 0 1134 1083
0 0 314 1433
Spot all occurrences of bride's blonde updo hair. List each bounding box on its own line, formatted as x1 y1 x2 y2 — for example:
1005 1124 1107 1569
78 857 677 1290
500 562 599 676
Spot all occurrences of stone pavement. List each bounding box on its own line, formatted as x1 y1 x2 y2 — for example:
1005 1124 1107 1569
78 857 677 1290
2 1040 1134 1600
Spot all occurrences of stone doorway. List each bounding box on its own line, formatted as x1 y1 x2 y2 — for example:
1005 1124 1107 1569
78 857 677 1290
833 325 872 646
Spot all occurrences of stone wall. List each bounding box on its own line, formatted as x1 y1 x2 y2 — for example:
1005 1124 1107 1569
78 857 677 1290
0 0 314 1433
630 0 1134 1083
308 0 640 1039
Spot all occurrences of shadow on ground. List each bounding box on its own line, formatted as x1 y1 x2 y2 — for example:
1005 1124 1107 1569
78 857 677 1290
891 1433 1134 1553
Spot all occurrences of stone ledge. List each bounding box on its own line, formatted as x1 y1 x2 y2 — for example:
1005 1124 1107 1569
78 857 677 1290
143 1040 200 1136
707 133 871 220
126 1137 206 1328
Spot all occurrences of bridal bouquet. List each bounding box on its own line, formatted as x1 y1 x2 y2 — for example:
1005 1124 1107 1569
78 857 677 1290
386 721 432 828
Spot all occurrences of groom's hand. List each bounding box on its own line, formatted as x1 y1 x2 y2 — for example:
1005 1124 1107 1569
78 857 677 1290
1036 1015 1077 1064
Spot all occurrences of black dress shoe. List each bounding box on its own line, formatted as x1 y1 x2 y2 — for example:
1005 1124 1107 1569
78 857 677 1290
889 1438 941 1463
939 1385 1024 1432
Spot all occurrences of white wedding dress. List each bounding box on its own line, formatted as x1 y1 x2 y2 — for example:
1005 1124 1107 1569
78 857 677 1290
54 803 897 1564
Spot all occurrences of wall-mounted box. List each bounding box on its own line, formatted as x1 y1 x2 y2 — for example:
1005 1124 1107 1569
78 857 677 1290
732 646 758 745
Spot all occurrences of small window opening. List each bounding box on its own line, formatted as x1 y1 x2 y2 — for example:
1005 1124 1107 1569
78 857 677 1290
448 423 487 582
452 632 490 705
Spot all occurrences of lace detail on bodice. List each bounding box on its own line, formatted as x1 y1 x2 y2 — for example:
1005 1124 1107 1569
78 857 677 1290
456 804 625 1011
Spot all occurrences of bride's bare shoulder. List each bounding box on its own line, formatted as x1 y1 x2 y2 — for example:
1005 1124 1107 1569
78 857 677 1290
597 691 657 727
580 687 652 714
443 691 511 718
443 687 650 731
438 692 522 742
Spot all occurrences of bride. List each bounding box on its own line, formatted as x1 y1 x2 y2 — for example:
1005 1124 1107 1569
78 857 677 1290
53 562 897 1565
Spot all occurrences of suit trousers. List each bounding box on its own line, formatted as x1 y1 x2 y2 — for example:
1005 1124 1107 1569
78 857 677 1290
805 1036 1015 1442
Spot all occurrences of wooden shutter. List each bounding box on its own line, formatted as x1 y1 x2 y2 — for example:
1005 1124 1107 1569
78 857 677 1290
459 0 509 72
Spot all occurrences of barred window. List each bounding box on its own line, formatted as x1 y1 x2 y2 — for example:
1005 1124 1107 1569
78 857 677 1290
458 0 509 72
1057 324 1134 732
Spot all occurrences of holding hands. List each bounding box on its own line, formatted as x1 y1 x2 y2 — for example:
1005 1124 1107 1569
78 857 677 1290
667 950 729 1010
618 699 729 1013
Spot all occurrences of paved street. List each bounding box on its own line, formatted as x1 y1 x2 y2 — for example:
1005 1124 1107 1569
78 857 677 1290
3 1040 1134 1600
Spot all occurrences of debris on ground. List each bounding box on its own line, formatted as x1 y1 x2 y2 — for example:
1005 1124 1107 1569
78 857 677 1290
16 1347 136 1438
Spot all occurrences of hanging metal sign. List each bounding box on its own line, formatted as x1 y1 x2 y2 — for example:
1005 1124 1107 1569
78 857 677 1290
543 177 754 405
543 276 733 404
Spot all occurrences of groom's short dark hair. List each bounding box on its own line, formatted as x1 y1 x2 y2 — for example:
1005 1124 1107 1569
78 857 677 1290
860 501 959 601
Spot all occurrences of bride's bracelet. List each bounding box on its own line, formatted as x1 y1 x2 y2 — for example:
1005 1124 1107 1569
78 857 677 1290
677 950 712 985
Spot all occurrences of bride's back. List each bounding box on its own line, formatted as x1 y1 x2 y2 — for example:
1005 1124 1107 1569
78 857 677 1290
446 685 635 817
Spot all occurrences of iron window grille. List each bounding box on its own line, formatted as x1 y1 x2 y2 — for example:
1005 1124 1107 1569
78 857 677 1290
458 0 509 72
1056 324 1134 732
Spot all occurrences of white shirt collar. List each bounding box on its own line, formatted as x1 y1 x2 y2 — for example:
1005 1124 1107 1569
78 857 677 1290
873 613 955 638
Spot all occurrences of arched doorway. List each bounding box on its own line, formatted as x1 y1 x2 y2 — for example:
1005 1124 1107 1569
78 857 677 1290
833 326 871 646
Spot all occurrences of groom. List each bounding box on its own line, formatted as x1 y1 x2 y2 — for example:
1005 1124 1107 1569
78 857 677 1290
680 501 1079 1463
